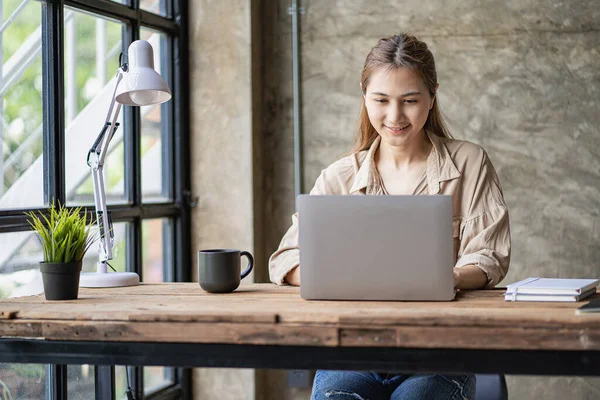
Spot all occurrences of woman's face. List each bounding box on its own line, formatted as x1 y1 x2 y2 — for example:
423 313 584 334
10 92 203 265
364 67 436 149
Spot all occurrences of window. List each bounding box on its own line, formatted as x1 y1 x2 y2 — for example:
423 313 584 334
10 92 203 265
0 0 190 398
64 9 125 206
0 0 44 210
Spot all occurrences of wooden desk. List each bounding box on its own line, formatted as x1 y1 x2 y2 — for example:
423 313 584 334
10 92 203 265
1 283 599 375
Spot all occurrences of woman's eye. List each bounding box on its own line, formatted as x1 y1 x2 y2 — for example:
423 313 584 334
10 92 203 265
374 99 387 103
404 99 417 104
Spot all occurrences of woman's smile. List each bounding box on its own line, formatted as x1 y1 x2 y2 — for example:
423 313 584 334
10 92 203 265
385 124 410 135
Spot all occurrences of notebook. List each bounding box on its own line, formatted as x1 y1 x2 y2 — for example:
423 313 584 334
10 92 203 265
505 287 596 302
298 194 455 301
505 278 599 302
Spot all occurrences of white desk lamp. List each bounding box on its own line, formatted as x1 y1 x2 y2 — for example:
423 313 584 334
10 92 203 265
80 40 171 288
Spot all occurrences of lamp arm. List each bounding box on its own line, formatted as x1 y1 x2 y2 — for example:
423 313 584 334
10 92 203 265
91 68 125 167
87 68 125 266
92 162 113 263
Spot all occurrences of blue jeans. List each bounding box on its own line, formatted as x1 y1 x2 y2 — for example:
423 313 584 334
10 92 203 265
310 370 476 400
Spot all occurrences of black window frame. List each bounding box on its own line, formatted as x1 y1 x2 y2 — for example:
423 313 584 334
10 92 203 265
0 0 192 398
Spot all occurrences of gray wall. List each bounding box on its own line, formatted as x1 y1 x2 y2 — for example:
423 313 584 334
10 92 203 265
190 0 600 398
189 0 257 398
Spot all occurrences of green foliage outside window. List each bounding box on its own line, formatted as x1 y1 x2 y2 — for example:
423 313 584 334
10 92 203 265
2 0 43 192
2 1 124 193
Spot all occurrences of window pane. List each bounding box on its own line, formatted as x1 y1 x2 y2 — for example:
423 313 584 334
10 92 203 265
1 0 44 210
142 218 169 283
117 366 170 399
144 366 175 395
68 365 95 399
0 363 47 398
82 222 128 274
115 365 130 400
140 28 170 203
142 218 175 393
140 0 169 17
0 231 43 298
64 9 126 206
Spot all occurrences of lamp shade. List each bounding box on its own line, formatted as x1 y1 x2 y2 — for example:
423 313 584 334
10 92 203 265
115 40 171 106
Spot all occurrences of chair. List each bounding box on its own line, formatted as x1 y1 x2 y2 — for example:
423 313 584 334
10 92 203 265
475 374 508 400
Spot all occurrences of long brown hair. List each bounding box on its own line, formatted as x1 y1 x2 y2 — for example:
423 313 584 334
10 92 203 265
352 33 452 153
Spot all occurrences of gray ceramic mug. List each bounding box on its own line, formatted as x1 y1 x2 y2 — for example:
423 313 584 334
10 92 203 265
198 249 254 293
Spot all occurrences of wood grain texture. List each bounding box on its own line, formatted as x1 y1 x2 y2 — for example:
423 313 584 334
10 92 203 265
40 321 337 346
0 319 42 337
0 310 17 319
1 283 599 350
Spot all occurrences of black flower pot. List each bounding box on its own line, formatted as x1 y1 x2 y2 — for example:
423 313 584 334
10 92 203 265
40 261 82 300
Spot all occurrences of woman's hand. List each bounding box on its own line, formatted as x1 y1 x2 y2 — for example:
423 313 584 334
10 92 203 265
453 265 488 290
284 266 300 286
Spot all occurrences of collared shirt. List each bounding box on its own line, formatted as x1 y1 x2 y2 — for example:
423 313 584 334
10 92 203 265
269 132 511 289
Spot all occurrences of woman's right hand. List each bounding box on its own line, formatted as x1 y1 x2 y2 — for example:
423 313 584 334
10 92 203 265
284 266 300 286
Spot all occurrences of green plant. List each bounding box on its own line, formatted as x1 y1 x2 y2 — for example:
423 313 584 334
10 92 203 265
26 202 97 263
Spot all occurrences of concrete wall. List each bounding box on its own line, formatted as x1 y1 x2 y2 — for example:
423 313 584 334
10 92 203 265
189 0 600 398
189 0 257 398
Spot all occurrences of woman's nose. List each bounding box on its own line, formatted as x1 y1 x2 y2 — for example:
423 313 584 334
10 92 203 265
387 103 405 123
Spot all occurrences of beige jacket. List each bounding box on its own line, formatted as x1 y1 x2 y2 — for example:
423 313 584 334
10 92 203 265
269 132 511 289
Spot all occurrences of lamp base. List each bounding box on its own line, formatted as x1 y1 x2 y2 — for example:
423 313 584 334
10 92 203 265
80 272 140 288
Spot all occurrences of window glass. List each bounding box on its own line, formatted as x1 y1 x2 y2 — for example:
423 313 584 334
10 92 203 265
0 231 43 298
141 0 169 17
144 366 175 395
64 8 126 206
115 365 130 400
1 0 44 210
0 363 47 398
82 222 128 274
67 365 95 399
140 28 170 203
142 218 169 282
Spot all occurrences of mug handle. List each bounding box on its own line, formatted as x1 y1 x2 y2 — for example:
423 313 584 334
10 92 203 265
240 251 254 279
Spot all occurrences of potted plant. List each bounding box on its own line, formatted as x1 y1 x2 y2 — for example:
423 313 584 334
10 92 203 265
26 202 97 300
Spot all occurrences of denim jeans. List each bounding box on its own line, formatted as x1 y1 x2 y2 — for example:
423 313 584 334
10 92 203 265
310 370 476 400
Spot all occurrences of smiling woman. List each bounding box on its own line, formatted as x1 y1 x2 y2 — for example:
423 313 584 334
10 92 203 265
269 32 511 400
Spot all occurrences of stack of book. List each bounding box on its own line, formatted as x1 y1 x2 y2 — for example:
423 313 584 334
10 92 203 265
504 277 599 302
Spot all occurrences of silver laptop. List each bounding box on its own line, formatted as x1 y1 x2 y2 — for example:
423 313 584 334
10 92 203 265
298 195 455 301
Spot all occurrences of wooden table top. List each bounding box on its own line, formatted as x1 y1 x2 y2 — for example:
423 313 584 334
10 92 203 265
1 283 599 351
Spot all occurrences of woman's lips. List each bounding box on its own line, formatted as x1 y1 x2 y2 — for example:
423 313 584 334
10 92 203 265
385 124 410 134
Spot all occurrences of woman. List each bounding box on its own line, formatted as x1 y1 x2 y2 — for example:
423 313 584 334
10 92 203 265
269 33 511 400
